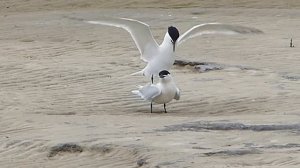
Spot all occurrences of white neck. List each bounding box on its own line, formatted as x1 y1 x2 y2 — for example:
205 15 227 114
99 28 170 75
160 33 174 52
159 75 173 84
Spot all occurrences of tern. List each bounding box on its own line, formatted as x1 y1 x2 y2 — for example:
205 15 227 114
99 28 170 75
86 17 262 82
132 70 180 113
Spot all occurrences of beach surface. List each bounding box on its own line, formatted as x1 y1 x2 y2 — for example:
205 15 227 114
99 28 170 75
0 1 300 167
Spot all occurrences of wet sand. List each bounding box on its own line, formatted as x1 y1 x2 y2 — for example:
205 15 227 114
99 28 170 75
0 1 300 167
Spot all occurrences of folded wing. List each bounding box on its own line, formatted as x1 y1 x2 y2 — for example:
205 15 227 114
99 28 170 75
86 17 159 62
177 23 263 46
132 84 161 101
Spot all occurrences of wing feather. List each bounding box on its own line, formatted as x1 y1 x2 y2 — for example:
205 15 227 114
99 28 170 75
174 88 180 100
177 23 263 46
86 17 159 62
132 84 161 101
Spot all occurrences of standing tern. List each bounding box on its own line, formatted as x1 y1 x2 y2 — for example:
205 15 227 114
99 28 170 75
132 70 180 113
86 17 262 82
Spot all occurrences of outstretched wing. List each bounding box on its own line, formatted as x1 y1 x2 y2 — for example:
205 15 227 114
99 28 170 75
132 84 161 101
174 88 180 100
86 17 159 62
177 23 263 46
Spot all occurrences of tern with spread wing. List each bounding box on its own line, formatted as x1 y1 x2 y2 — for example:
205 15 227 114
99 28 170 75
86 17 262 82
132 70 180 113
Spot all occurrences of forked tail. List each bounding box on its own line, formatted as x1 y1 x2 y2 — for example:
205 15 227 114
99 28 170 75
131 90 145 100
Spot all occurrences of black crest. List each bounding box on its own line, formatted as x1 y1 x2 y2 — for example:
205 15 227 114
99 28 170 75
159 70 171 78
168 26 179 43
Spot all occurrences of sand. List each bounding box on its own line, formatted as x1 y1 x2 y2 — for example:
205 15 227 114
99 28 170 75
0 1 300 167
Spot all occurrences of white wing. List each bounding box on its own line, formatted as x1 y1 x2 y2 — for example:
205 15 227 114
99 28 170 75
177 23 263 46
174 88 180 100
86 17 159 62
132 84 161 101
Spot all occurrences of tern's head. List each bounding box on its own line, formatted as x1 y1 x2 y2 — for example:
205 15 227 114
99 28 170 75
159 70 171 79
168 26 179 51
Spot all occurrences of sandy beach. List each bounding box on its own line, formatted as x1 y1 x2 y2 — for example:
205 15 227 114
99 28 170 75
0 0 300 167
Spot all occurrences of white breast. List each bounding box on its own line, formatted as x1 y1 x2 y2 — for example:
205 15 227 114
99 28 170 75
153 81 177 104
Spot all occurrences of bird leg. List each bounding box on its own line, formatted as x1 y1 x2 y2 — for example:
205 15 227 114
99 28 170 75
290 38 295 48
164 103 167 113
151 75 154 84
151 102 153 113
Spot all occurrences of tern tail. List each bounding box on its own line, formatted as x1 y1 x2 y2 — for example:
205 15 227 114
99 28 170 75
131 90 144 99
